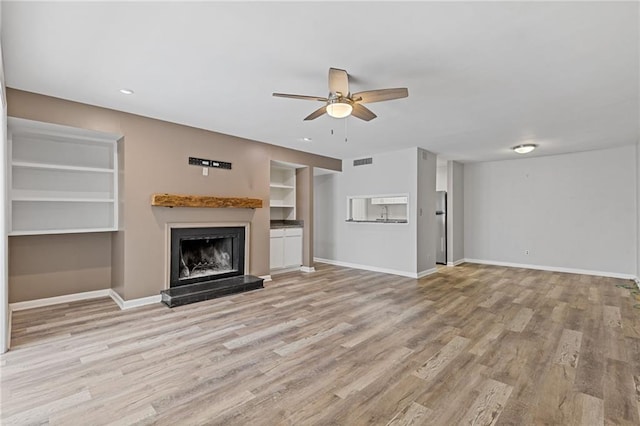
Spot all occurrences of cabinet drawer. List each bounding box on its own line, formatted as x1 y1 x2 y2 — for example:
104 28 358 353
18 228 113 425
284 227 302 237
270 229 285 237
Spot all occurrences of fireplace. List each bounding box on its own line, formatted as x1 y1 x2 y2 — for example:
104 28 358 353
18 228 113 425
170 226 245 288
162 223 263 308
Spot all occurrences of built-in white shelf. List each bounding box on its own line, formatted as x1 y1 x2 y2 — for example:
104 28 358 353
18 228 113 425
10 228 117 236
13 197 115 203
270 203 295 208
12 161 115 174
8 117 121 236
269 183 295 189
270 163 296 221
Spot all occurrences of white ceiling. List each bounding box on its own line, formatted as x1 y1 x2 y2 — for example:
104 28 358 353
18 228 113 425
2 1 638 162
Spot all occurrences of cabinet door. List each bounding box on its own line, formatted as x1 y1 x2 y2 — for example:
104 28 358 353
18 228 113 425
270 236 284 269
283 235 302 267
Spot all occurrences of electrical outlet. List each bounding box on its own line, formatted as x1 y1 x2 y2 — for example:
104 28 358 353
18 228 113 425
524 249 530 255
202 167 209 176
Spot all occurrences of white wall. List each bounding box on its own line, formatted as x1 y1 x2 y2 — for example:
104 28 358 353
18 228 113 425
464 146 636 277
0 5 9 353
436 163 448 192
447 161 464 264
417 149 437 274
314 148 420 276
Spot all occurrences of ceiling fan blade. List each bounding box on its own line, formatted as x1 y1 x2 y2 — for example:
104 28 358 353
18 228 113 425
273 93 328 102
351 88 408 103
328 68 349 96
304 105 327 121
351 103 377 121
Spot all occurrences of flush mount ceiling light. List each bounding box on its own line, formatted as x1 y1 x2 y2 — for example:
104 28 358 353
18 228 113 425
513 144 537 154
119 88 134 95
326 98 353 119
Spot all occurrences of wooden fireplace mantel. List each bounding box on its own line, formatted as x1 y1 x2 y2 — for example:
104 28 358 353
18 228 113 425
151 193 263 209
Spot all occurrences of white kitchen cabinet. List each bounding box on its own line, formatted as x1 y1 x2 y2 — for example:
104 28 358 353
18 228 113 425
371 196 408 205
283 229 302 267
270 227 302 271
270 231 285 269
8 117 121 235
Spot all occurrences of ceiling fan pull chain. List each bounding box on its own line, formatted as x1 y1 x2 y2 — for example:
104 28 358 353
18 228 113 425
344 117 348 142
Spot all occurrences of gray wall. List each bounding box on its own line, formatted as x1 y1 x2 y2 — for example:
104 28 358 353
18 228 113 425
314 148 420 276
637 143 640 280
464 145 636 276
417 149 437 273
447 161 464 264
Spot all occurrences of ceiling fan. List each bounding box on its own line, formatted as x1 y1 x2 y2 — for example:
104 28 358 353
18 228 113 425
273 68 408 121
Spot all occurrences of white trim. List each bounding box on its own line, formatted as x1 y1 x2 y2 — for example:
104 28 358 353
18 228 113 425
300 266 316 273
314 257 426 279
417 268 437 278
259 275 272 283
446 259 465 267
271 265 303 275
634 277 640 290
463 258 636 280
9 289 111 311
108 290 161 310
7 305 12 350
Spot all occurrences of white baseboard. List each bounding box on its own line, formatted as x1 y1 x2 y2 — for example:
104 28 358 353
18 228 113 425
314 257 430 279
6 305 12 351
9 289 111 311
270 266 303 275
463 258 636 280
9 288 162 313
446 259 465 267
259 275 272 283
417 268 437 278
300 266 316 273
108 290 161 310
634 276 640 290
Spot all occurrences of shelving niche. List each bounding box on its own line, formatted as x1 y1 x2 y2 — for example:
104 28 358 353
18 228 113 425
270 164 296 220
8 117 121 235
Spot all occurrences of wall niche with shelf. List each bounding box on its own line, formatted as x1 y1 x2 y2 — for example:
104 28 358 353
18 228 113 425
269 163 296 220
8 117 121 235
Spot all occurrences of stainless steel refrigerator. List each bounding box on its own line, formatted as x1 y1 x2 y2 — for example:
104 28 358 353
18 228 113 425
436 191 447 264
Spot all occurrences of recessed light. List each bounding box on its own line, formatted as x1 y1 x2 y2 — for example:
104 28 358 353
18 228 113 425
513 144 537 154
300 137 312 142
119 88 134 95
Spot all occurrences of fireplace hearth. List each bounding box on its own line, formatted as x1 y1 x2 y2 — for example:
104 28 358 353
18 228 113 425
161 225 263 307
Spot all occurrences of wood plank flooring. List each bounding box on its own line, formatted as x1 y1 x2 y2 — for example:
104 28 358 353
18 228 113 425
2 263 639 425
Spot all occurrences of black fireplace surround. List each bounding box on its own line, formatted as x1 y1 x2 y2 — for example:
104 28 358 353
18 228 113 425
170 226 245 288
162 225 263 308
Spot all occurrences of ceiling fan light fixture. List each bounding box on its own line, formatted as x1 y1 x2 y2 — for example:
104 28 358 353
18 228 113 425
513 144 537 154
326 99 353 119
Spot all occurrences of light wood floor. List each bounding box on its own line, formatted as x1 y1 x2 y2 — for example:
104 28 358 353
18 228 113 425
2 263 640 425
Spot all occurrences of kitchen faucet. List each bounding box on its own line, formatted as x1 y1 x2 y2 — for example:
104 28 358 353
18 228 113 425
381 205 388 221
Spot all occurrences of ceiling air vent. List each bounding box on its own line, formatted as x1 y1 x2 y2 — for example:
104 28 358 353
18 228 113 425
353 157 373 167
